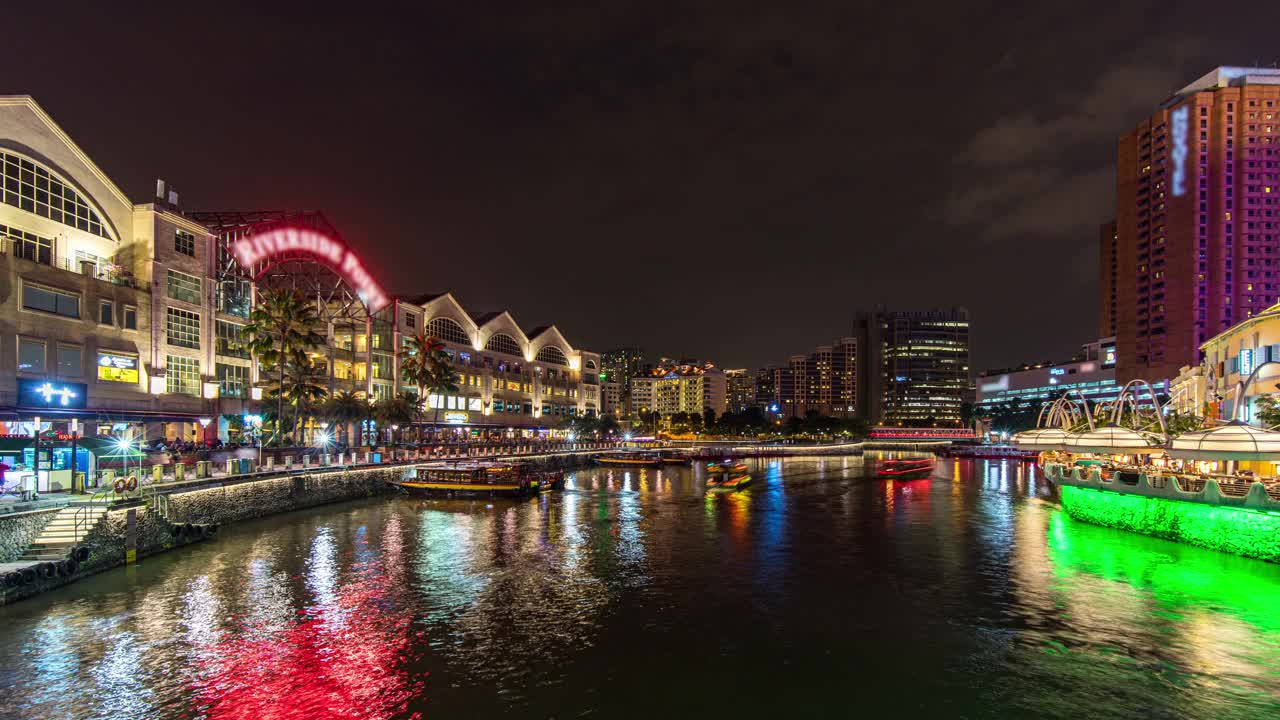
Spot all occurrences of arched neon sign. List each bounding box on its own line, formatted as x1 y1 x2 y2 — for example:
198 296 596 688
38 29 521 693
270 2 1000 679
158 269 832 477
231 227 390 313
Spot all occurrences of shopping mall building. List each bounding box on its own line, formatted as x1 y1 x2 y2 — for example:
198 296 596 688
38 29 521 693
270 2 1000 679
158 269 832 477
0 96 598 487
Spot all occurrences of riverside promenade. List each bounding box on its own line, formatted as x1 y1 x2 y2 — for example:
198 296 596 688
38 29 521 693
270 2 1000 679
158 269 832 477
0 443 621 605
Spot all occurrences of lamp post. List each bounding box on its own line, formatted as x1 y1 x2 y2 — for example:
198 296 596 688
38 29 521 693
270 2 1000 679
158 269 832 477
32 415 41 498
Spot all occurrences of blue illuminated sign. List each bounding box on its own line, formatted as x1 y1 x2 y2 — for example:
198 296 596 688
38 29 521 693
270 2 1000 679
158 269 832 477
1240 348 1256 377
17 378 88 410
1049 368 1066 376
1171 105 1189 197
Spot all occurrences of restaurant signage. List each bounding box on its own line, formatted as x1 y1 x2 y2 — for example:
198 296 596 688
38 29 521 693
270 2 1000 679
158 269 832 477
97 352 139 383
18 379 88 409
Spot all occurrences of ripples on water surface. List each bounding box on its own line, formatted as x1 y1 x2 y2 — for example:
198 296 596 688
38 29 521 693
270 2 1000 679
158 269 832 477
2 456 1279 719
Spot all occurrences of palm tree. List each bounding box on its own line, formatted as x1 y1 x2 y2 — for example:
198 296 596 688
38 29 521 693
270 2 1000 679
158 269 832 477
242 289 325 446
398 333 442 405
373 393 418 446
425 363 462 438
282 351 328 444
323 390 371 448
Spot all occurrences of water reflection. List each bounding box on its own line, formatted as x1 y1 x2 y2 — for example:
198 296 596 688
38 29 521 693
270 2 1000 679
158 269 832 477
0 457 1277 718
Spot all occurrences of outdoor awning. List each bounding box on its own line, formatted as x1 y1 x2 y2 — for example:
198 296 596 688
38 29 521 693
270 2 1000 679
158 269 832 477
1011 427 1072 451
1061 426 1165 455
1166 422 1280 461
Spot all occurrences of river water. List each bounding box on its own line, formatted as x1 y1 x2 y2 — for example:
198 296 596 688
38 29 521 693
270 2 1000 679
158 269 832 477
1 455 1279 719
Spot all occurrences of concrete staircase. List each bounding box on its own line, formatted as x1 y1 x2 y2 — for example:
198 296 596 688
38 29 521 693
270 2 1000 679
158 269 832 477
20 505 107 561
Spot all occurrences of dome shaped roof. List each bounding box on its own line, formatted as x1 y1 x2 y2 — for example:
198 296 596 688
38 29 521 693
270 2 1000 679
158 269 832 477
1167 422 1280 461
1062 426 1164 454
1011 427 1073 451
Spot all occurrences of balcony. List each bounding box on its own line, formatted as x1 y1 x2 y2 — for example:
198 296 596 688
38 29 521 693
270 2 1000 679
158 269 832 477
1 237 138 288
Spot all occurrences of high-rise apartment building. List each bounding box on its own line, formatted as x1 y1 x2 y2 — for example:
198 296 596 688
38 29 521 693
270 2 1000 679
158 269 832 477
757 338 858 418
601 347 644 394
854 308 970 426
724 368 756 413
1100 219 1118 338
1115 67 1280 383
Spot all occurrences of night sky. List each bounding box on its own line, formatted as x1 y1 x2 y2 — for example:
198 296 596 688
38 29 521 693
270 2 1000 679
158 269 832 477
6 2 1280 372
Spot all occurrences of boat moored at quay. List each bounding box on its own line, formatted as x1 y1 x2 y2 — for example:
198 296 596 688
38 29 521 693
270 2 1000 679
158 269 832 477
1015 381 1280 562
390 461 565 497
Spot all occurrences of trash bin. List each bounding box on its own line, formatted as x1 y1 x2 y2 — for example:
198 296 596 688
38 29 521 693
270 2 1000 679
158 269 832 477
152 465 164 482
239 458 252 474
175 464 187 481
196 461 209 479
370 452 382 464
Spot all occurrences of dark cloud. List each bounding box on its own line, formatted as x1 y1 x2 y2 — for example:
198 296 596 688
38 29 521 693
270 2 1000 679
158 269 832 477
5 1 1280 374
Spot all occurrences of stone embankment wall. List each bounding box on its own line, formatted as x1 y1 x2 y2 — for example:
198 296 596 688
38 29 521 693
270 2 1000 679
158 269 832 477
0 508 59 563
0 466 400 605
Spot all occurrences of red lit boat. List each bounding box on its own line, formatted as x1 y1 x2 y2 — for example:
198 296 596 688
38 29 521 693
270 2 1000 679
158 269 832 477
876 457 935 480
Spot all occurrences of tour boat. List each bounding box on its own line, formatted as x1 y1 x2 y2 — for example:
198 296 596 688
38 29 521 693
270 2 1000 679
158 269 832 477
594 451 662 467
706 471 752 492
875 457 935 480
706 460 748 476
659 449 694 465
390 461 563 497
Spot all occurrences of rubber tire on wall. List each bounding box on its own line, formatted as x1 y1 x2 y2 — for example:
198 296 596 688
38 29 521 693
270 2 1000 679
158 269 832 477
20 568 36 584
38 562 56 579
205 524 219 538
4 572 18 588
72 546 90 563
183 523 196 538
63 559 79 575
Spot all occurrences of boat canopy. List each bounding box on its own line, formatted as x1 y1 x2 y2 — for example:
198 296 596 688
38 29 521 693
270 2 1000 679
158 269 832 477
1011 428 1073 451
1166 422 1280 461
1061 426 1165 454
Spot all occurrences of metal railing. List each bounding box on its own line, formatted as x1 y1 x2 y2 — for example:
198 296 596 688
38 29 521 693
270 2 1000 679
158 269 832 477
72 484 113 543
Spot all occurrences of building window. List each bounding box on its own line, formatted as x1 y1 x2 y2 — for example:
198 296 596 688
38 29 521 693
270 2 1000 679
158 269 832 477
216 363 250 399
122 305 137 330
22 283 79 318
99 299 113 325
403 310 418 330
427 317 470 345
166 355 200 396
17 338 45 373
166 307 201 349
167 269 202 305
175 229 195 257
535 345 569 366
0 151 110 238
215 320 250 359
371 352 393 379
372 383 392 401
56 344 82 376
485 333 522 357
0 223 53 265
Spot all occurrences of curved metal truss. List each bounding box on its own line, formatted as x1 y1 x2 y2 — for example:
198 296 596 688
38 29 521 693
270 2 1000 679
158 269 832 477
190 210 387 399
1036 390 1095 431
1108 379 1169 439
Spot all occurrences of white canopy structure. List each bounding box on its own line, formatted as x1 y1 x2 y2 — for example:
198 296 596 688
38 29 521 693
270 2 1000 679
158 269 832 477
1061 426 1165 455
1166 422 1280 461
1011 427 1073 451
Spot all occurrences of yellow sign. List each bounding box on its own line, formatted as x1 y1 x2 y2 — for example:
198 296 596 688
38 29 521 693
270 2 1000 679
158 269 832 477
97 353 139 383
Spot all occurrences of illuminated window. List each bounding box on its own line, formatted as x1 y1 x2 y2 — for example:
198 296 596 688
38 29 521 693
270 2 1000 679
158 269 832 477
167 269 202 304
536 345 568 366
215 320 250 359
485 333 522 356
426 316 470 345
175 229 195 256
0 151 110 238
216 363 249 398
166 307 201 349
166 355 200 396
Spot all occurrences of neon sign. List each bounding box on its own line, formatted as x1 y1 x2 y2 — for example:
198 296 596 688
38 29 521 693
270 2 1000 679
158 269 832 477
18 379 87 409
1049 368 1066 376
1240 348 1256 377
443 411 469 424
1171 105 1189 197
231 227 390 313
